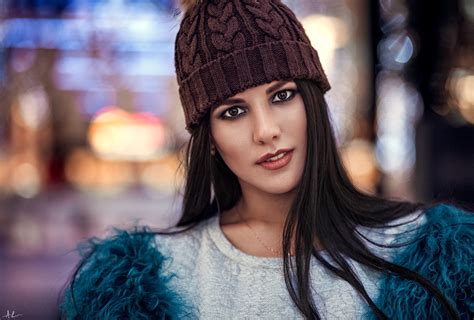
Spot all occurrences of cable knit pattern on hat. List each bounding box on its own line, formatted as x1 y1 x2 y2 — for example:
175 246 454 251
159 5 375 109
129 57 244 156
174 0 331 133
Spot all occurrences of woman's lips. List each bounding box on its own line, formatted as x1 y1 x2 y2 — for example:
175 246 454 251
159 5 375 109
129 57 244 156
256 148 294 164
257 150 293 170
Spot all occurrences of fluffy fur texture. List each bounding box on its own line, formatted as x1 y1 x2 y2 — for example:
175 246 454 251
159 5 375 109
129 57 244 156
179 0 201 13
365 204 473 319
59 226 190 319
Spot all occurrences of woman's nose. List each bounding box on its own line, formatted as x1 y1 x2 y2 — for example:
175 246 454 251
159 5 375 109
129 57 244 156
252 104 281 145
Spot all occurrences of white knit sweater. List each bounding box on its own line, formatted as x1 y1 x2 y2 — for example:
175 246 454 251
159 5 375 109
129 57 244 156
152 210 426 319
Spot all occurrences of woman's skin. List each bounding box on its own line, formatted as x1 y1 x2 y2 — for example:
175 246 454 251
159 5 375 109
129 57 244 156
210 80 308 256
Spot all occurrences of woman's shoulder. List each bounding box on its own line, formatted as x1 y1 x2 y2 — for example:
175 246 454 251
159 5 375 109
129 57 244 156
355 207 426 259
152 216 216 263
58 217 215 319
386 203 473 250
357 203 473 257
364 203 473 319
386 202 473 267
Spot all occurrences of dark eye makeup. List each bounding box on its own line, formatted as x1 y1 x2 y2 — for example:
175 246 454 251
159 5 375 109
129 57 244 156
218 88 298 121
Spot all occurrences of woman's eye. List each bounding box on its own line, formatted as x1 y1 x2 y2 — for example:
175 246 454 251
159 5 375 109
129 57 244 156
272 89 296 103
220 106 245 120
219 89 297 120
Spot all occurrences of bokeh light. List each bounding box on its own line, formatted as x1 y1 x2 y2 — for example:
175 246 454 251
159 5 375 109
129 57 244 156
88 107 168 161
302 14 350 72
375 73 423 174
446 69 474 124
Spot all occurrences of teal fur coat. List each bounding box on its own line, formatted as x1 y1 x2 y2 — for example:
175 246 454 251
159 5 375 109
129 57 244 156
59 204 473 319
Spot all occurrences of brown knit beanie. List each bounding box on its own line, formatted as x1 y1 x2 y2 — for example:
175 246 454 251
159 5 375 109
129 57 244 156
175 0 331 133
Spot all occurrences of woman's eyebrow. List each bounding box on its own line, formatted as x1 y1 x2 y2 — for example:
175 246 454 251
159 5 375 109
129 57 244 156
265 80 291 94
211 98 244 113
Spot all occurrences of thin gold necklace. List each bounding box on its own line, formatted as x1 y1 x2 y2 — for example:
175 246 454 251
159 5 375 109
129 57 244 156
235 207 282 256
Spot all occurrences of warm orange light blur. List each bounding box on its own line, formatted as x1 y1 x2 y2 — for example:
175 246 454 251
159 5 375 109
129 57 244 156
340 139 381 194
65 147 135 194
454 74 474 123
447 69 474 124
139 152 184 194
88 107 167 160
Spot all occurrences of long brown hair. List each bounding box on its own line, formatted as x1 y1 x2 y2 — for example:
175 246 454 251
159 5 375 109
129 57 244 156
174 78 459 319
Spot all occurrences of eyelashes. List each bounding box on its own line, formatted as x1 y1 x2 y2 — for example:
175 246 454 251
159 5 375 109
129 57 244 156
219 89 299 121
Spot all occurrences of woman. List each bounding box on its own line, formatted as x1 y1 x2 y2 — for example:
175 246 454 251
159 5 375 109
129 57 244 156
59 0 473 319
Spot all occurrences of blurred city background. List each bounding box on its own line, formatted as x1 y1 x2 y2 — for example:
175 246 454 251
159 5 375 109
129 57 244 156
0 0 472 318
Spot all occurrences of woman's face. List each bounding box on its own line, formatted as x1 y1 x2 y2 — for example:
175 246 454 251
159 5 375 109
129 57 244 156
210 80 307 195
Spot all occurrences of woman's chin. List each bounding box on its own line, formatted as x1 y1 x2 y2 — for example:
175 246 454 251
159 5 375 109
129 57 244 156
251 180 299 195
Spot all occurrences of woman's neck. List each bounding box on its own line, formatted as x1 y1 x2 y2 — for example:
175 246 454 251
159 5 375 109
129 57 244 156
219 186 325 256
236 184 296 228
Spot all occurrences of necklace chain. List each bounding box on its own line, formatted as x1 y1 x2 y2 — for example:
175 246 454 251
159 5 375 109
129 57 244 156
235 207 282 256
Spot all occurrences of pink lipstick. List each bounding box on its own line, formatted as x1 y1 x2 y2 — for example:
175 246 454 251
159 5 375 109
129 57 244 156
258 150 293 170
